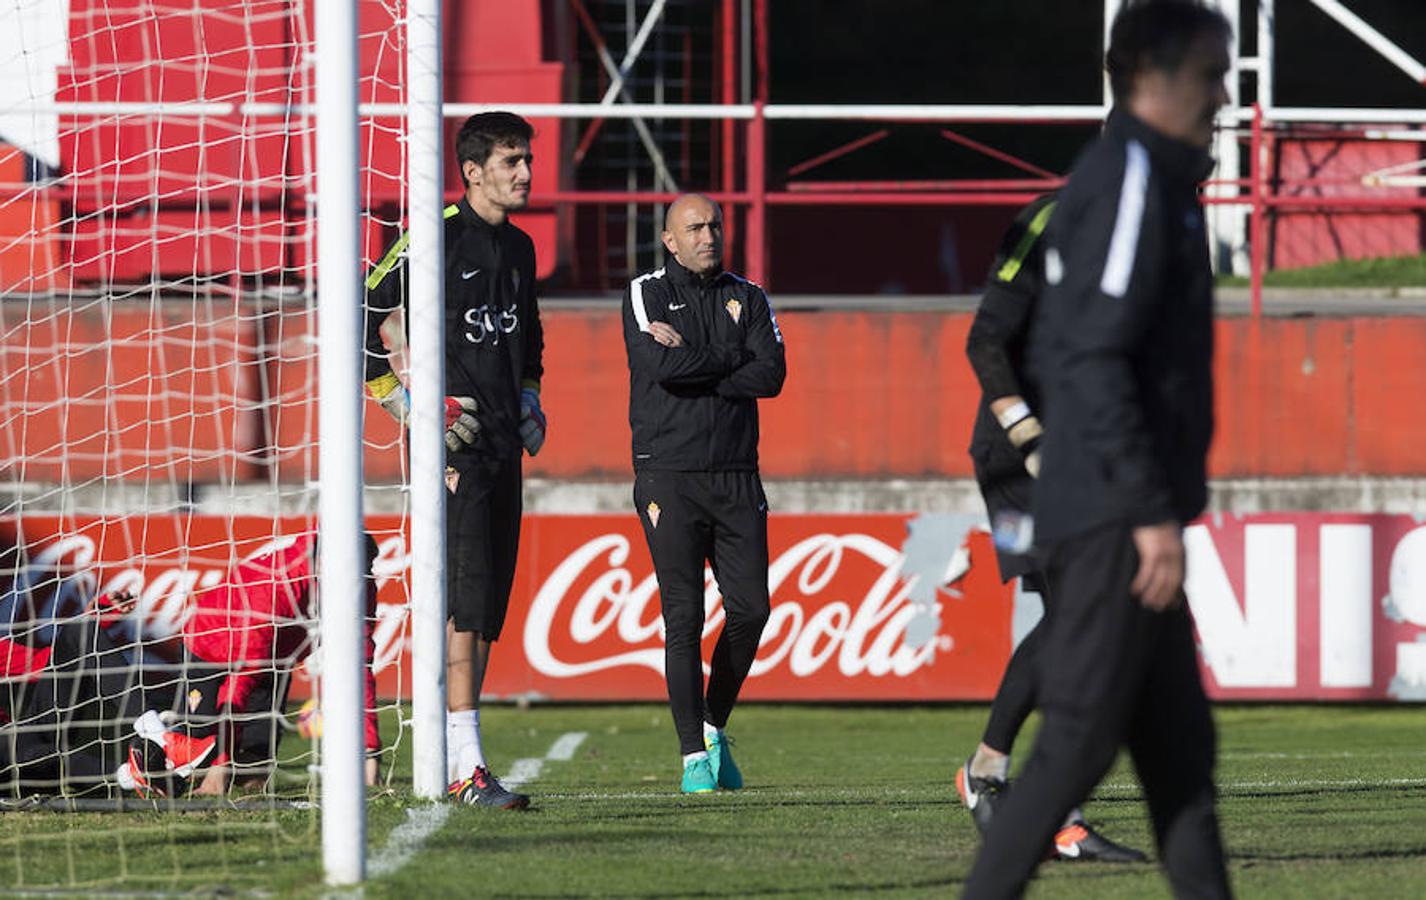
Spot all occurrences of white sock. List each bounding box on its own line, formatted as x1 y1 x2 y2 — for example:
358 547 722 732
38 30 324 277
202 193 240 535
969 748 1010 781
682 750 709 766
446 709 485 782
1062 807 1084 830
702 721 722 742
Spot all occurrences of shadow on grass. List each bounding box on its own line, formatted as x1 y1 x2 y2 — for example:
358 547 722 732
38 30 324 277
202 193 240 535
1234 846 1426 864
1222 784 1426 801
492 862 1166 899
496 874 967 899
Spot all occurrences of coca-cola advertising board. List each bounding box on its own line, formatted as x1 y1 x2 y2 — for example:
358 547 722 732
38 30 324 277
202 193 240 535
4 512 1426 702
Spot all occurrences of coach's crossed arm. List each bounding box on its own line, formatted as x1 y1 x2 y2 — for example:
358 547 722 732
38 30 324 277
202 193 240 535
622 285 746 389
715 289 785 400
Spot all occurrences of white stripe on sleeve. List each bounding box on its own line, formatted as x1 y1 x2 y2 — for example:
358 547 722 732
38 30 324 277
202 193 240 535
766 294 784 344
628 267 666 333
1099 140 1150 299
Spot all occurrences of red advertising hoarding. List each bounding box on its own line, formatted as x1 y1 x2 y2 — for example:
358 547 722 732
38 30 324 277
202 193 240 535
4 512 1426 702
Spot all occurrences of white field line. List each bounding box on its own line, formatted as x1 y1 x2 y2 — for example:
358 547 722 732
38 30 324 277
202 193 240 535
547 731 588 761
504 731 587 790
338 730 588 894
502 757 544 789
366 805 452 878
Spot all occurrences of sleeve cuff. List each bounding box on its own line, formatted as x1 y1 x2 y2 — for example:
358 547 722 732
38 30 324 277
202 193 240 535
366 372 402 399
1127 495 1177 529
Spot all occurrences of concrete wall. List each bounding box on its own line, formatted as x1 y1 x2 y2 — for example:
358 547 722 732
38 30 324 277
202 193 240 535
7 304 1426 490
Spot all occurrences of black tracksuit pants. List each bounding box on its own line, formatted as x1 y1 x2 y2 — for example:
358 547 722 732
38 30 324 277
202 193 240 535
977 471 1046 754
635 470 771 755
964 524 1229 899
176 650 293 774
980 610 1045 756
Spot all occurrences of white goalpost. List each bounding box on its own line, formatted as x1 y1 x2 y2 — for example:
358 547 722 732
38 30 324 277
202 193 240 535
315 0 367 886
405 0 450 806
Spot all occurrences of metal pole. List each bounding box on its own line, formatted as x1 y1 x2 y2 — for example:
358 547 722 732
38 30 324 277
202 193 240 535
598 0 669 106
1258 0 1275 117
721 0 737 259
748 0 769 286
406 0 447 802
1208 0 1248 275
1250 103 1265 318
747 102 766 285
1306 0 1426 84
315 0 365 885
1103 0 1120 107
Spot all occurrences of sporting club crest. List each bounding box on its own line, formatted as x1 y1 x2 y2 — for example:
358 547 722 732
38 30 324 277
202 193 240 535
725 298 742 323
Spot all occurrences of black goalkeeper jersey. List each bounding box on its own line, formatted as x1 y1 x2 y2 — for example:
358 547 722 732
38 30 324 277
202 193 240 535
364 197 544 461
966 193 1056 492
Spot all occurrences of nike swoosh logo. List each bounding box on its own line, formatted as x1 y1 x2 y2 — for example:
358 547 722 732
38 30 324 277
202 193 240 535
668 303 686 310
461 269 481 280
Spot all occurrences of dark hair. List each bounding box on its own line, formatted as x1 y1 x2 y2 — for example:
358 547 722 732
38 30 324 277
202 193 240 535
1106 0 1232 103
455 112 534 180
363 533 378 575
308 530 379 575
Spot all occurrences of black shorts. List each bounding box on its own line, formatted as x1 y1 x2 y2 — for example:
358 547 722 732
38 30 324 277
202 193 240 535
976 469 1044 590
174 649 292 770
446 453 522 640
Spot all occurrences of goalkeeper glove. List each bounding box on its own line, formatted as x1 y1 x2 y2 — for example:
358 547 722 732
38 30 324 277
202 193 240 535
444 396 480 453
90 589 136 628
996 400 1043 478
368 374 480 453
366 372 410 427
519 385 546 457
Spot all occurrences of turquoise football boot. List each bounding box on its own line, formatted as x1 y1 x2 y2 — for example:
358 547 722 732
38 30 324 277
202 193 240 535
681 755 716 794
704 730 743 790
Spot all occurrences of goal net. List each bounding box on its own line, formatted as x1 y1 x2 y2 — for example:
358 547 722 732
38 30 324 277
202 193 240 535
0 0 412 889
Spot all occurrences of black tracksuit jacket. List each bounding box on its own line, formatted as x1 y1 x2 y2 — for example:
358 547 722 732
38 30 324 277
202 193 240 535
363 198 544 461
1029 108 1216 546
621 258 787 472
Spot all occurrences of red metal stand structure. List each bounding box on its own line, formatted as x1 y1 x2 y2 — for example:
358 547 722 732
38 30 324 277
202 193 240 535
550 0 1426 307
1251 103 1267 317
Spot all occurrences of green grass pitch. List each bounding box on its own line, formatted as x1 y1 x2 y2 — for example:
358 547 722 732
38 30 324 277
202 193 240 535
4 704 1426 897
